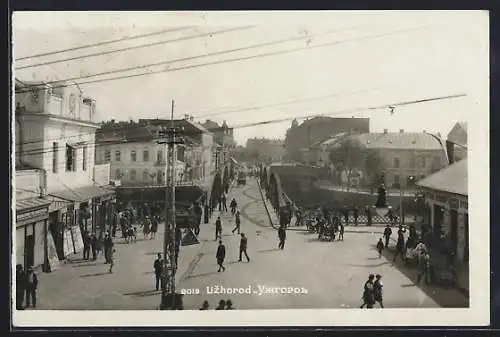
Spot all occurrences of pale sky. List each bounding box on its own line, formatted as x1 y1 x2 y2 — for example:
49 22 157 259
13 11 489 145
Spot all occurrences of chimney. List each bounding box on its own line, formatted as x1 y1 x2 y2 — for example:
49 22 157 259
399 129 404 133
383 129 388 134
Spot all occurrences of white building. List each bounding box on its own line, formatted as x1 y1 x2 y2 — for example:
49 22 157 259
15 79 115 269
95 119 216 190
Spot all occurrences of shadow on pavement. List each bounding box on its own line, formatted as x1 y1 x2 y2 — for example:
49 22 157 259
257 248 281 253
71 262 100 268
342 262 391 268
80 272 111 278
123 289 160 297
378 244 469 308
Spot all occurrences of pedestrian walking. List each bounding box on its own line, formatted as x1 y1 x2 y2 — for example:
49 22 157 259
216 240 226 272
238 233 250 262
16 264 26 310
83 230 91 260
216 299 226 310
376 238 384 258
230 198 237 215
373 274 384 308
199 300 209 310
25 266 38 309
365 206 372 226
108 248 116 273
393 230 406 263
215 216 222 241
150 217 158 239
360 274 375 309
338 222 344 241
104 232 114 263
278 225 286 250
90 233 97 260
417 251 431 285
222 193 228 212
353 206 359 226
154 253 164 291
383 224 392 248
232 210 241 234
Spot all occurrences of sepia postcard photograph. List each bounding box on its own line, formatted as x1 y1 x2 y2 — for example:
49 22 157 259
11 10 489 327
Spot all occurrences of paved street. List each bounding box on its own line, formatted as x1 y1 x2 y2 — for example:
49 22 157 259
33 178 466 310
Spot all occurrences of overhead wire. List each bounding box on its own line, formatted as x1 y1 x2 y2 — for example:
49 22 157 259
15 24 367 90
15 26 254 70
15 92 467 158
15 26 194 61
15 23 437 94
15 72 450 147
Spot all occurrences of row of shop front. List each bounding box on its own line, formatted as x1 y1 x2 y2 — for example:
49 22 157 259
15 185 116 273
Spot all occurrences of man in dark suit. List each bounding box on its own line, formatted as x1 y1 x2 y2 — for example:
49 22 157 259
25 266 38 309
153 253 164 291
216 240 226 272
278 226 286 250
239 233 250 262
16 264 26 310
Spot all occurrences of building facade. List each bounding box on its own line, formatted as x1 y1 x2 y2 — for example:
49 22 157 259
15 79 115 267
417 159 468 290
314 130 448 189
284 117 370 162
201 119 236 167
245 137 286 164
95 119 215 189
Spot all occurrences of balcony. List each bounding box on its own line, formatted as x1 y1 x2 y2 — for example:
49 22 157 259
93 164 111 186
16 169 45 200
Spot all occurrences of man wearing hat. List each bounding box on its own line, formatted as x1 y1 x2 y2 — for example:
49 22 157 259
25 266 38 309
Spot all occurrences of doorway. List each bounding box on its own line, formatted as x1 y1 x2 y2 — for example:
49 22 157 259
464 213 469 262
450 210 458 257
433 204 443 236
25 232 35 269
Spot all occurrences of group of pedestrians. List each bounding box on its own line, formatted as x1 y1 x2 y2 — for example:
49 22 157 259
199 299 235 310
216 232 250 272
360 273 384 309
16 264 39 310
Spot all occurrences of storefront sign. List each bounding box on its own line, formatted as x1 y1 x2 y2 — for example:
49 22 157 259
16 207 48 223
449 198 459 210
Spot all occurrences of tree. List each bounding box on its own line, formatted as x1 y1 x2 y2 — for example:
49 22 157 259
328 138 365 187
363 149 385 188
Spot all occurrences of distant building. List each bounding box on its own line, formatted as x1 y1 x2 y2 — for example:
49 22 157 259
201 119 236 167
447 122 467 162
284 116 370 162
245 137 285 164
95 118 215 187
15 78 115 268
317 129 448 189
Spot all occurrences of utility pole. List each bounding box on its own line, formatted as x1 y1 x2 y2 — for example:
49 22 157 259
157 100 184 310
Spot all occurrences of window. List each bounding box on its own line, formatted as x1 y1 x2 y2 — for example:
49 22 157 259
143 150 149 162
143 169 149 181
420 157 426 168
130 169 136 181
157 150 162 163
82 145 87 171
65 144 76 171
157 170 163 184
52 142 58 173
393 157 400 168
104 148 111 162
115 150 121 162
131 150 137 162
115 169 121 180
392 174 400 188
410 155 416 168
177 147 185 162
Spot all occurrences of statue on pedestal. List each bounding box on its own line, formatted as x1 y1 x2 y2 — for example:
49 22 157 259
375 184 388 208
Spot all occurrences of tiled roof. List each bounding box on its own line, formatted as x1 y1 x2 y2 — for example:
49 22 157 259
349 132 444 150
16 197 51 213
417 159 467 196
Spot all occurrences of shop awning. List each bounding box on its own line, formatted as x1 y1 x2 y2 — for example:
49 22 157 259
417 159 467 196
16 197 51 213
49 185 116 203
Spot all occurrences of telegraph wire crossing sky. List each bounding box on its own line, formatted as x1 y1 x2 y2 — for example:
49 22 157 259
13 11 487 145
